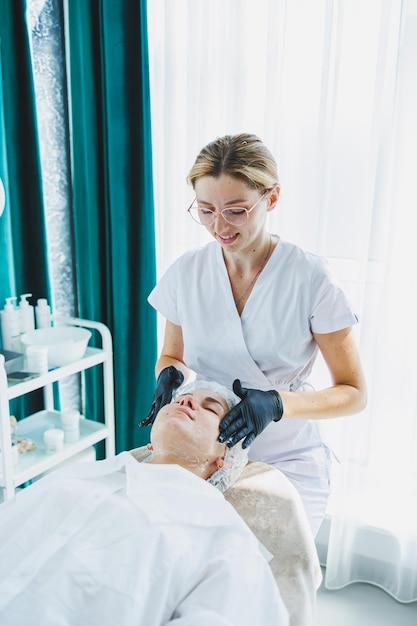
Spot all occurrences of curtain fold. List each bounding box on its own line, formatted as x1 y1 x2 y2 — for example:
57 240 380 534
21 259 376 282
0 0 50 418
65 0 157 452
0 0 49 310
0 38 11 301
147 0 417 603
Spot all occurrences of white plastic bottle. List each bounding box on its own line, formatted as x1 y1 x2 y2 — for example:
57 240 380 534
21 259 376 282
18 293 35 334
35 298 52 329
0 297 21 352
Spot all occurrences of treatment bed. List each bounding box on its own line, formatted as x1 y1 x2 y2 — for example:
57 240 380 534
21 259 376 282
130 447 322 626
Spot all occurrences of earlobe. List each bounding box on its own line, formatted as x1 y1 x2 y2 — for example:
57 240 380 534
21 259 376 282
147 443 153 451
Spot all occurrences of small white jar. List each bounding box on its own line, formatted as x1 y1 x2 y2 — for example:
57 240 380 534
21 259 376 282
43 428 64 453
26 344 48 374
60 410 80 443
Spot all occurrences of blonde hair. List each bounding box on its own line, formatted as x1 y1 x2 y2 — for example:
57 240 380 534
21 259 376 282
187 133 279 191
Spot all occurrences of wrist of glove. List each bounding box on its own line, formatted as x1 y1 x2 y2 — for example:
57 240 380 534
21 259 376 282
218 379 283 449
139 365 184 428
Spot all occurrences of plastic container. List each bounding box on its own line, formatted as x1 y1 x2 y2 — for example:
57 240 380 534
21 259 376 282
60 409 81 442
18 293 35 334
43 428 64 453
0 297 21 352
35 298 52 329
26 344 48 375
20 326 91 368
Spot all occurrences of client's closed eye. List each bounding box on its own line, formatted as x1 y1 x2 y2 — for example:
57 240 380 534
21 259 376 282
205 406 220 415
201 395 228 417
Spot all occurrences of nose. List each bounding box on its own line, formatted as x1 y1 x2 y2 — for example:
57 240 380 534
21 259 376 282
213 212 228 227
178 394 196 409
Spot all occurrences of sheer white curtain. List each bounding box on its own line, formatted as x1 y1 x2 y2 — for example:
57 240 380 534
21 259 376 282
147 0 417 602
27 0 79 410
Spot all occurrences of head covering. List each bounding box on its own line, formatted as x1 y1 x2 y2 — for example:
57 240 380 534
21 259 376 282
173 379 248 493
174 379 240 409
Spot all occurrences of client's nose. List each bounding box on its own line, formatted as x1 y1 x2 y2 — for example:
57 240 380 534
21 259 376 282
178 394 195 408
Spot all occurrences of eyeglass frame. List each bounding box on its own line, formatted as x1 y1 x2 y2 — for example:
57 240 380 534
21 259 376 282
187 189 272 226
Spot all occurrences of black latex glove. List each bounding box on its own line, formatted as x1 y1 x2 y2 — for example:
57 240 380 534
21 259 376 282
139 365 184 427
218 379 283 449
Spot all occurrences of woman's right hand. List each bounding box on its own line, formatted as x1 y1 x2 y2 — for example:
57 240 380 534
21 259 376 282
139 366 184 427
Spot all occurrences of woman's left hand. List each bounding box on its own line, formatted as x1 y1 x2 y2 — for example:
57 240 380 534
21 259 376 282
218 379 284 448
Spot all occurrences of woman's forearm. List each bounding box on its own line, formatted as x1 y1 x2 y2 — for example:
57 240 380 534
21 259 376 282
280 382 367 420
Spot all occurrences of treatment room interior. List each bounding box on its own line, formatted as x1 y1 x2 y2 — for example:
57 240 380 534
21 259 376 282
1 0 417 624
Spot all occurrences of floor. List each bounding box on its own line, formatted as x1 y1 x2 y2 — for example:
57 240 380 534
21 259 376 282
316 568 417 625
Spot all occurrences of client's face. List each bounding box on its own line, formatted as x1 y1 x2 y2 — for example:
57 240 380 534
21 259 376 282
150 389 228 472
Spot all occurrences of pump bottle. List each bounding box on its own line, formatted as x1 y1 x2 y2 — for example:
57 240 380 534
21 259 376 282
0 297 21 351
18 293 35 334
35 298 52 328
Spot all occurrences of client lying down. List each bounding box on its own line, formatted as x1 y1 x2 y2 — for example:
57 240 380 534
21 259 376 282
0 380 289 626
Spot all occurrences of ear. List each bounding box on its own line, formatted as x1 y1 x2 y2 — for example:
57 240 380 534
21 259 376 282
147 443 153 451
215 456 225 470
267 184 280 212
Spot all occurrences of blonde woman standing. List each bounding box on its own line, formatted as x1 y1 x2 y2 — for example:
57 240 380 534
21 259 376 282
142 133 367 536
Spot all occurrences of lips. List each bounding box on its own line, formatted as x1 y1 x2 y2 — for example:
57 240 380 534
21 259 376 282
217 233 238 244
173 406 194 420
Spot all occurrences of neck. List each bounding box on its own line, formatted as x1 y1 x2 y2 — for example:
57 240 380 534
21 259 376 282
223 234 276 313
223 233 274 273
147 451 215 480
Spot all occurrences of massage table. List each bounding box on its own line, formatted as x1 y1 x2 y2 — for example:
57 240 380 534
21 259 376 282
130 447 322 626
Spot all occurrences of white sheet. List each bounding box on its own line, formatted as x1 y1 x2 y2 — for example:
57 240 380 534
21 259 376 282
131 447 322 626
0 452 289 626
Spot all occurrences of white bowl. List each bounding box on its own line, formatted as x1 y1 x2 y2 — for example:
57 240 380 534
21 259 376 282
21 326 92 368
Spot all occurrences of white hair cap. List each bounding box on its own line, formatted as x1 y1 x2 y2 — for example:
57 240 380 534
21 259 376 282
173 379 240 409
173 379 248 493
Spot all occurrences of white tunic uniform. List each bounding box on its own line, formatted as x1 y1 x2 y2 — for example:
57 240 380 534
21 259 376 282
0 453 288 626
148 239 358 534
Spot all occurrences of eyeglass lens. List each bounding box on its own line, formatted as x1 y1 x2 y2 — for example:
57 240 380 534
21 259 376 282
189 206 249 226
188 190 269 226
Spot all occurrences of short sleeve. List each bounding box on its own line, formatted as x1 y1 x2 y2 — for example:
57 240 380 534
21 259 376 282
309 257 359 334
148 256 184 325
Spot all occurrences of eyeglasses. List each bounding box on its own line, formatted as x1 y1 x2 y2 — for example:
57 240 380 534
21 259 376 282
187 190 270 226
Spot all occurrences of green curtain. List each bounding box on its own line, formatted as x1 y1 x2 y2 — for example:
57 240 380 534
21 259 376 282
0 35 12 303
0 0 50 311
66 0 157 452
0 0 50 417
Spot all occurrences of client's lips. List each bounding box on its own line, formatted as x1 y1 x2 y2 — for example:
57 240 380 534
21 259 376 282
173 406 194 420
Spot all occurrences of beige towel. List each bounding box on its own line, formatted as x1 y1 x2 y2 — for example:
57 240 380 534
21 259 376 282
225 461 322 626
